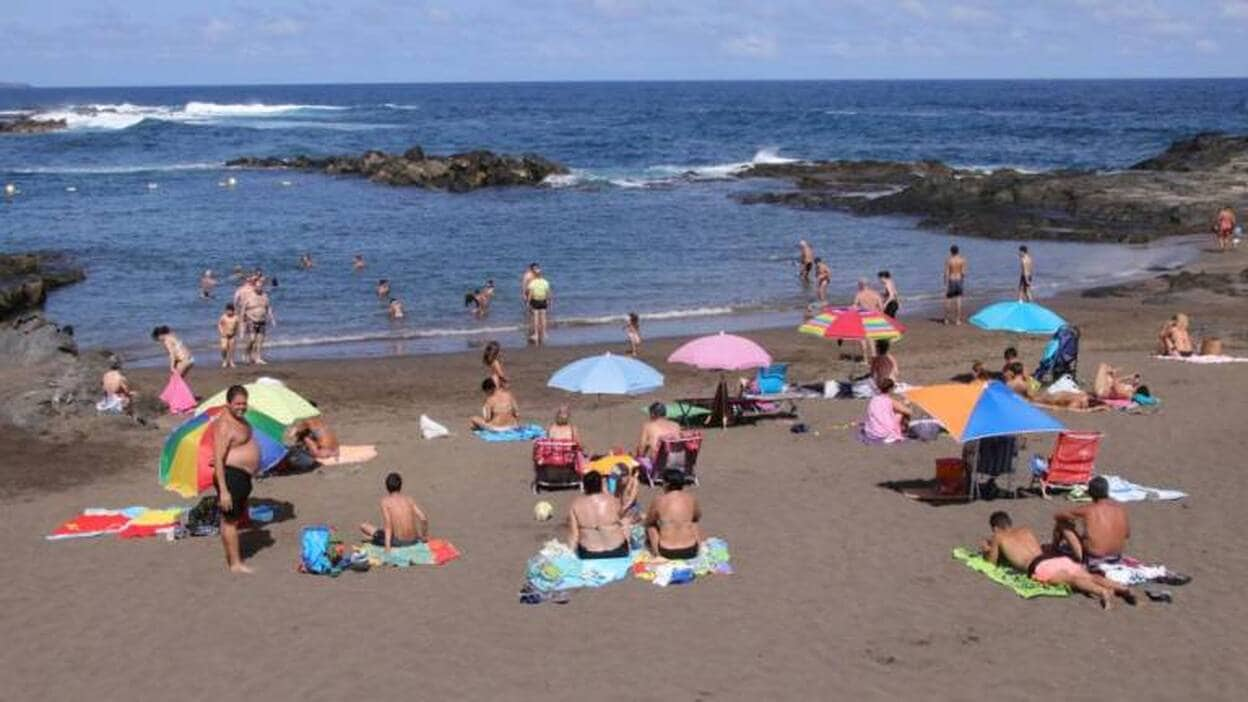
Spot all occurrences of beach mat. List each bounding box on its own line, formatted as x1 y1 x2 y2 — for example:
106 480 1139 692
474 424 545 442
318 445 378 466
47 510 133 540
359 539 460 567
1065 475 1186 503
524 540 637 592
631 537 733 586
952 547 1070 598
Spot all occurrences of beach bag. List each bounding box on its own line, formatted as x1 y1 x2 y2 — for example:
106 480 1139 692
1200 338 1222 356
299 525 342 576
185 496 220 536
420 414 449 440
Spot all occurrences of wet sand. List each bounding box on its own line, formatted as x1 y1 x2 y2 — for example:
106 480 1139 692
3 247 1248 701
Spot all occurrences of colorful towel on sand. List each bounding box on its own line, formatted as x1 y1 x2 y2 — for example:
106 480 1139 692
47 510 133 540
1066 475 1186 503
474 424 546 442
358 539 460 567
631 538 733 586
159 372 197 414
318 445 378 466
117 507 185 539
524 539 638 592
952 547 1070 599
1087 555 1171 587
1154 354 1248 364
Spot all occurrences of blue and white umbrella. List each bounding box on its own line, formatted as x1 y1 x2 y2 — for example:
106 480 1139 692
547 352 664 396
970 301 1067 336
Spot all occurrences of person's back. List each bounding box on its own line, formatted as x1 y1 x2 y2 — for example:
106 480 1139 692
381 493 421 543
489 388 519 424
641 416 681 460
854 284 883 312
569 472 627 558
363 472 428 550
646 470 702 559
1080 500 1129 558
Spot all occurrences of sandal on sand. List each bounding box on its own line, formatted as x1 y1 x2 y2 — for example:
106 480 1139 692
1145 589 1173 603
1156 573 1192 586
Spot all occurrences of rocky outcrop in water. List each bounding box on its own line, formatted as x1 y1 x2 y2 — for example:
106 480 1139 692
1 254 86 320
0 115 67 134
734 133 1248 243
227 146 568 192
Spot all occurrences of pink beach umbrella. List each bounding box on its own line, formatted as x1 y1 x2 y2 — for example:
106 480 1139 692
667 331 773 371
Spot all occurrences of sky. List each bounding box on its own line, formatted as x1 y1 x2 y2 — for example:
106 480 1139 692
2 0 1247 86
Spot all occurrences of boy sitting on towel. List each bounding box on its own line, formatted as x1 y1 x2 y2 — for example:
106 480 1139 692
981 511 1135 609
360 472 429 553
1051 476 1129 564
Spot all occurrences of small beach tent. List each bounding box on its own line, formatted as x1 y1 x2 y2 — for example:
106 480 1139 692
197 377 320 426
969 301 1066 336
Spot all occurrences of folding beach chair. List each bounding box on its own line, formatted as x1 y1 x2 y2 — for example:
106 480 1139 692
643 431 703 487
755 363 789 394
531 438 582 494
1031 431 1102 497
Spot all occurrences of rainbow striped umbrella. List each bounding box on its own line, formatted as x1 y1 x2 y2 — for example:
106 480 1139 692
799 307 906 342
158 406 288 498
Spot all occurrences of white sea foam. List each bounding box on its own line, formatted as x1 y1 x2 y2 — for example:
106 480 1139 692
7 162 219 175
381 103 421 111
547 148 803 191
25 101 347 131
265 324 521 349
556 306 736 327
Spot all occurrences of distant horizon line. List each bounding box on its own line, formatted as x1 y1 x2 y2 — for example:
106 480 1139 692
4 75 1247 90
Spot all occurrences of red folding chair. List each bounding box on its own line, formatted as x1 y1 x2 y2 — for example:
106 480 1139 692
644 431 703 486
1033 431 1103 497
532 438 582 494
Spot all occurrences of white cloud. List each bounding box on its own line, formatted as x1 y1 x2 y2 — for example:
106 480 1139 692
723 34 777 58
948 4 996 25
202 18 233 43
897 0 929 18
262 17 305 37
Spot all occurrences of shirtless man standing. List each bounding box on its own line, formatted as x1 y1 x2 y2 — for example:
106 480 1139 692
199 269 218 300
469 378 520 431
944 245 967 325
798 240 815 284
878 270 900 318
360 472 429 553
1051 476 1129 563
814 257 831 303
1018 246 1034 302
645 469 703 559
1214 206 1236 252
635 402 682 469
981 511 1135 609
853 279 885 358
243 281 275 365
212 385 260 574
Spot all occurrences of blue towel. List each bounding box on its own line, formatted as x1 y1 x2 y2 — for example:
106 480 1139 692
474 424 546 442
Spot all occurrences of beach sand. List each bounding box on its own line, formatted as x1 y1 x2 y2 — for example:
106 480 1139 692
3 248 1247 701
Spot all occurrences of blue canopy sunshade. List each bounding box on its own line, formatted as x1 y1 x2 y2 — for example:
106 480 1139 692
970 301 1066 336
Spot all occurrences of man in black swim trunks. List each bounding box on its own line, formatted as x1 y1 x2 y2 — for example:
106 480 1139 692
212 385 261 574
944 245 966 325
243 280 275 365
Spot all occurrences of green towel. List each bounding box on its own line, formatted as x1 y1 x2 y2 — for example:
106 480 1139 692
952 547 1070 599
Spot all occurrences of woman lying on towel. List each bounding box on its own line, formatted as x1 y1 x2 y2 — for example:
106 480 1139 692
1093 363 1143 401
1004 363 1108 412
567 472 630 560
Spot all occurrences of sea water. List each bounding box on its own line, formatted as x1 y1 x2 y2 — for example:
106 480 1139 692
2 80 1243 362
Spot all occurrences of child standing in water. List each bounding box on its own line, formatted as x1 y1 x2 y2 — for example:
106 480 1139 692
217 304 240 368
625 312 642 356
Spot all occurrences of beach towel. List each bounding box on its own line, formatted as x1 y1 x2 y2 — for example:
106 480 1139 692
46 510 133 540
859 394 905 444
420 414 450 439
96 392 126 414
951 547 1070 599
318 445 378 466
1103 475 1186 502
117 507 185 539
474 424 545 442
524 539 637 593
1087 555 1172 587
358 539 460 567
1154 354 1248 364
631 537 733 586
159 372 196 414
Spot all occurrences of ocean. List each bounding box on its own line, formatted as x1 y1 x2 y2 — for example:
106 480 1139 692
2 79 1244 363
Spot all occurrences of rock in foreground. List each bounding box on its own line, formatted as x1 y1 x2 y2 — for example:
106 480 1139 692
227 147 568 192
0 116 67 134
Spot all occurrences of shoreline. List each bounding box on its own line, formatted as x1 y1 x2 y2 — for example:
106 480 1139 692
113 234 1202 367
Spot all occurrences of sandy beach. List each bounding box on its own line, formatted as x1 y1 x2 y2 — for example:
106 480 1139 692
3 245 1247 701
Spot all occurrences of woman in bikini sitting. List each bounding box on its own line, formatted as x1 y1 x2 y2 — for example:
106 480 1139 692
567 471 630 559
546 404 582 445
644 468 703 560
1158 313 1194 357
469 378 520 431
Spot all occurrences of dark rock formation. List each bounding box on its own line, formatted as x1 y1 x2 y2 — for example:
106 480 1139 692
1 253 86 320
227 146 568 192
1083 267 1248 302
0 116 67 134
733 133 1248 243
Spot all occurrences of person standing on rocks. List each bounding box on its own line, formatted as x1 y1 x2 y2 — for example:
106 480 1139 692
943 245 966 325
798 240 815 284
1018 246 1034 302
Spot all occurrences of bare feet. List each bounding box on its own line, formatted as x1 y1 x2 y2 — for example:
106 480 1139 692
254 358 268 365
229 564 255 574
